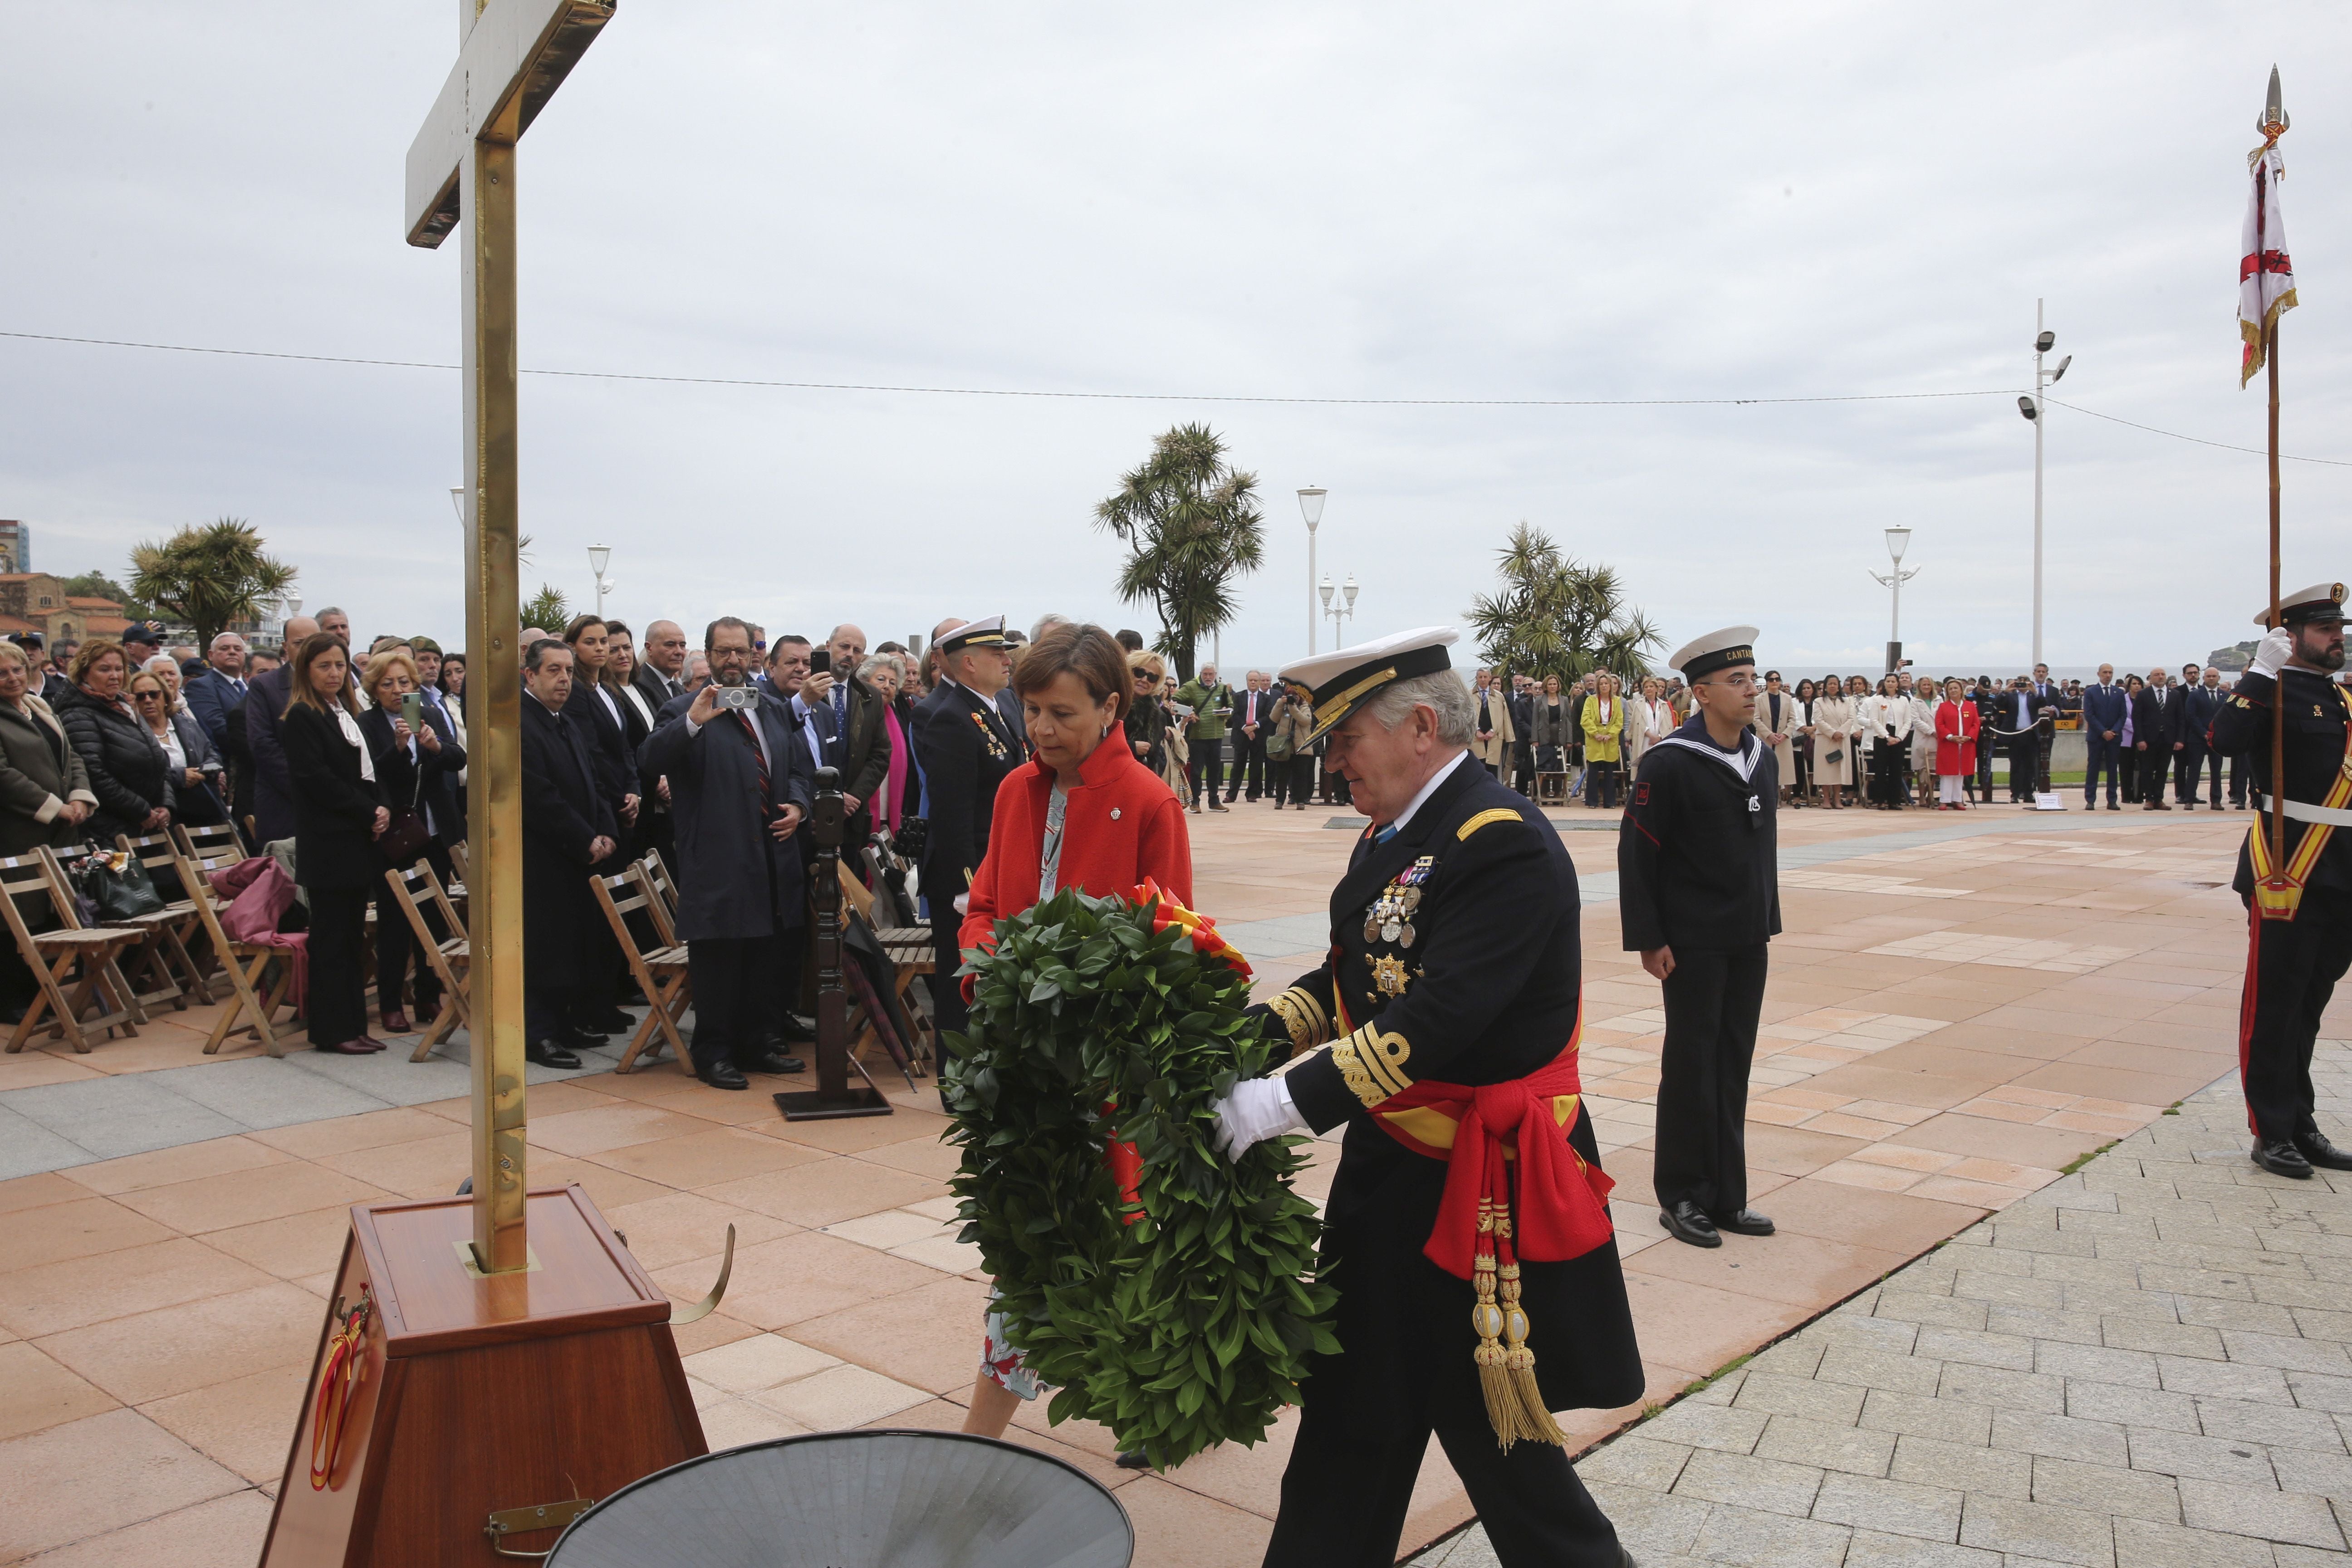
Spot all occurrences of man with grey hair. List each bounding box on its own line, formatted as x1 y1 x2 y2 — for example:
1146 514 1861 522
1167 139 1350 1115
316 607 351 646
184 631 250 751
1210 626 1640 1567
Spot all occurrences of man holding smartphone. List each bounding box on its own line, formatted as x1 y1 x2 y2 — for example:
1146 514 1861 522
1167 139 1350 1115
646 617 814 1090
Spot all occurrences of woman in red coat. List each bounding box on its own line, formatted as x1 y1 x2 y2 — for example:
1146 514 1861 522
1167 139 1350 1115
955 622 1192 1447
1933 676 1980 808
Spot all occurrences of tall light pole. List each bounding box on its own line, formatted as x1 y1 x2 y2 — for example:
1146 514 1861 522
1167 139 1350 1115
1319 572 1359 645
2016 302 2071 668
449 486 466 526
587 544 612 620
1298 487 1327 656
1867 526 1921 675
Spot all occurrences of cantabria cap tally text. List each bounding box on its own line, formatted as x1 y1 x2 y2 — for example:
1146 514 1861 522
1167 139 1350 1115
936 615 1012 653
1276 626 1460 746
2253 584 2346 629
1669 626 1761 682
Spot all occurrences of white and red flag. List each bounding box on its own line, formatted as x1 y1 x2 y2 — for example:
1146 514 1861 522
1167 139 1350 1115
2241 138 2297 386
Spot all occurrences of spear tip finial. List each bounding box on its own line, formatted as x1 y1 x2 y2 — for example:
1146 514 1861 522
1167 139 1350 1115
2261 65 2288 137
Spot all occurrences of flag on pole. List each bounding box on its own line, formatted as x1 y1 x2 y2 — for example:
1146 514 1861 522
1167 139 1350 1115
2241 137 2297 386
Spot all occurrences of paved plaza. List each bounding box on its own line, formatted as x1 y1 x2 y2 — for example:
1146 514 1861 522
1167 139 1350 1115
0 799 2329 1565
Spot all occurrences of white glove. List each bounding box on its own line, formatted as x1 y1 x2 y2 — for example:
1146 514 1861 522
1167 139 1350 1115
952 893 970 916
2250 625 2296 681
1211 1076 1307 1161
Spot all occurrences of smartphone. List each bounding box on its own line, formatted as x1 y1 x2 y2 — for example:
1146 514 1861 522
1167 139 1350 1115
809 649 832 675
401 693 423 729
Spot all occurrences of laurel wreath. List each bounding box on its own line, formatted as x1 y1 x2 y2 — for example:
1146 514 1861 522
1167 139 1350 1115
941 887 1339 1469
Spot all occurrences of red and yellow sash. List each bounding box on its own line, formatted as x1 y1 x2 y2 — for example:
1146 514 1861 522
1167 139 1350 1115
1364 1011 1617 1449
2251 687 2352 920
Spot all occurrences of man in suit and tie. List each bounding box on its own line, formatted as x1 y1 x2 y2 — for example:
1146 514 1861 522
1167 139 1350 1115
1508 673 1538 796
1227 671 1274 804
810 624 894 841
2003 676 2050 804
2175 662 2222 810
2080 664 2128 810
517 637 619 1068
2133 668 2178 810
645 617 815 1089
183 632 251 753
911 617 1020 1040
2028 662 2063 793
637 620 691 708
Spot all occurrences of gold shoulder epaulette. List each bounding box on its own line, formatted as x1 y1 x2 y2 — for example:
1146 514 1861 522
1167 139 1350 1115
1456 807 1523 842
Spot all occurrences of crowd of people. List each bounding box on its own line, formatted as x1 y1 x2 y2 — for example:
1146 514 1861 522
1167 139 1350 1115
1435 659 2260 816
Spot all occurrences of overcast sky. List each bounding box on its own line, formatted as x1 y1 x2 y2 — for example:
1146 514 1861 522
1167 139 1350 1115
6 2 2350 677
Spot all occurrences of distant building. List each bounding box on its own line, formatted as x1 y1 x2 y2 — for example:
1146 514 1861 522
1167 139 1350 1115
0 573 125 645
0 521 31 574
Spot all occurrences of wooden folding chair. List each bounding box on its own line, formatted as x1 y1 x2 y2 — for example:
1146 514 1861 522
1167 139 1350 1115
0 853 144 1054
381 859 472 1062
172 835 304 1056
590 863 691 1073
175 819 252 865
635 849 683 942
99 833 215 1009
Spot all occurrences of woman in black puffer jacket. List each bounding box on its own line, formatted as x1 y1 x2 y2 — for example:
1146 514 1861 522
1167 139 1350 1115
55 640 174 842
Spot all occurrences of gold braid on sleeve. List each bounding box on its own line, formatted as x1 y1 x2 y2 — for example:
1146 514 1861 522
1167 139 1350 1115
1329 1023 1412 1109
1268 986 1333 1057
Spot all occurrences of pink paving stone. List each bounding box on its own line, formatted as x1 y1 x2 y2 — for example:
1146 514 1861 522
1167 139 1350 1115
1978 1084 2080 1109
1812 1160 1926 1193
1838 1100 1937 1127
1801 1112 1909 1140
1847 1144 1963 1173
1759 1088 1855 1112
1743 1102 1817 1128
2072 1098 2165 1117
1953 1097 2059 1125
1906 1175 2029 1208
1945 1156 2059 1186
2039 1110 2148 1136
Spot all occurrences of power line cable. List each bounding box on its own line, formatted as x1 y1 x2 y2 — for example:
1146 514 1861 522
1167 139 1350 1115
5 327 2347 464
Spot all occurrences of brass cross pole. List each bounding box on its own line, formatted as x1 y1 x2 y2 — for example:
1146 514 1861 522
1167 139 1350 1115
405 0 615 1274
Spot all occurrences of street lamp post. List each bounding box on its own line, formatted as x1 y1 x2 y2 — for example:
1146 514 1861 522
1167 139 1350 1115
449 486 466 526
2015 301 2071 668
587 544 612 621
1298 487 1327 656
1318 572 1359 646
1867 526 1921 675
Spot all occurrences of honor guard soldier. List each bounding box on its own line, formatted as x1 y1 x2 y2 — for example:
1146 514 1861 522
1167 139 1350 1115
2210 583 2352 1179
1210 627 1642 1568
1619 627 1782 1249
911 616 1023 1040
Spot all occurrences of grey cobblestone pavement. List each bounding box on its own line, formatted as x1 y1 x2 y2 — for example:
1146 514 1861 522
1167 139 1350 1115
1414 1043 2352 1566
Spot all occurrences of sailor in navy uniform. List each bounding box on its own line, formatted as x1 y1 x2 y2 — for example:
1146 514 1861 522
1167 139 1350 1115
1619 626 1782 1250
2209 583 2352 1180
910 616 1022 1039
1210 627 1642 1568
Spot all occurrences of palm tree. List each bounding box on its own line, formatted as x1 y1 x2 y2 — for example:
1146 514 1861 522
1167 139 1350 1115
1093 424 1265 680
522 586 571 633
1466 523 1661 683
127 519 297 650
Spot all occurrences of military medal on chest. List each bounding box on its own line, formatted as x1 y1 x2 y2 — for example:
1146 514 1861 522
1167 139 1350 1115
1362 856 1435 995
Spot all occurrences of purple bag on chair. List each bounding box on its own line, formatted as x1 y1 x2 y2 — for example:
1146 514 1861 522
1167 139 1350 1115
211 857 297 943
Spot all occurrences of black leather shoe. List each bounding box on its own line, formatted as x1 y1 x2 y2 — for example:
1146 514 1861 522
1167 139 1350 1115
584 1008 635 1034
1660 1201 1721 1248
745 1049 806 1076
1710 1208 1776 1236
524 1040 583 1069
2254 1137 2315 1179
1114 1449 1152 1470
2293 1131 2352 1171
773 1017 816 1044
554 1023 608 1049
696 1060 750 1091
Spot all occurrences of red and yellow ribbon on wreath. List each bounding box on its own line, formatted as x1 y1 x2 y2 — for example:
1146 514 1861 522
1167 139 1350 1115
309 1285 374 1491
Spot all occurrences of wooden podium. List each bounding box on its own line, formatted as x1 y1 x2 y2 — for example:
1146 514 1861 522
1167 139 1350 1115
259 1186 705 1566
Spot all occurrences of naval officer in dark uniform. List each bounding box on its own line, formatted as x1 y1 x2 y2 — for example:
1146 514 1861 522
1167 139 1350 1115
2209 582 2352 1179
911 616 1022 1039
1211 627 1642 1568
1619 626 1781 1249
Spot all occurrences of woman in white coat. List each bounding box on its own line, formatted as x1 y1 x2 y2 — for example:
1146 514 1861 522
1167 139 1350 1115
1907 676 1940 806
1626 676 1673 776
1809 672 1857 808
